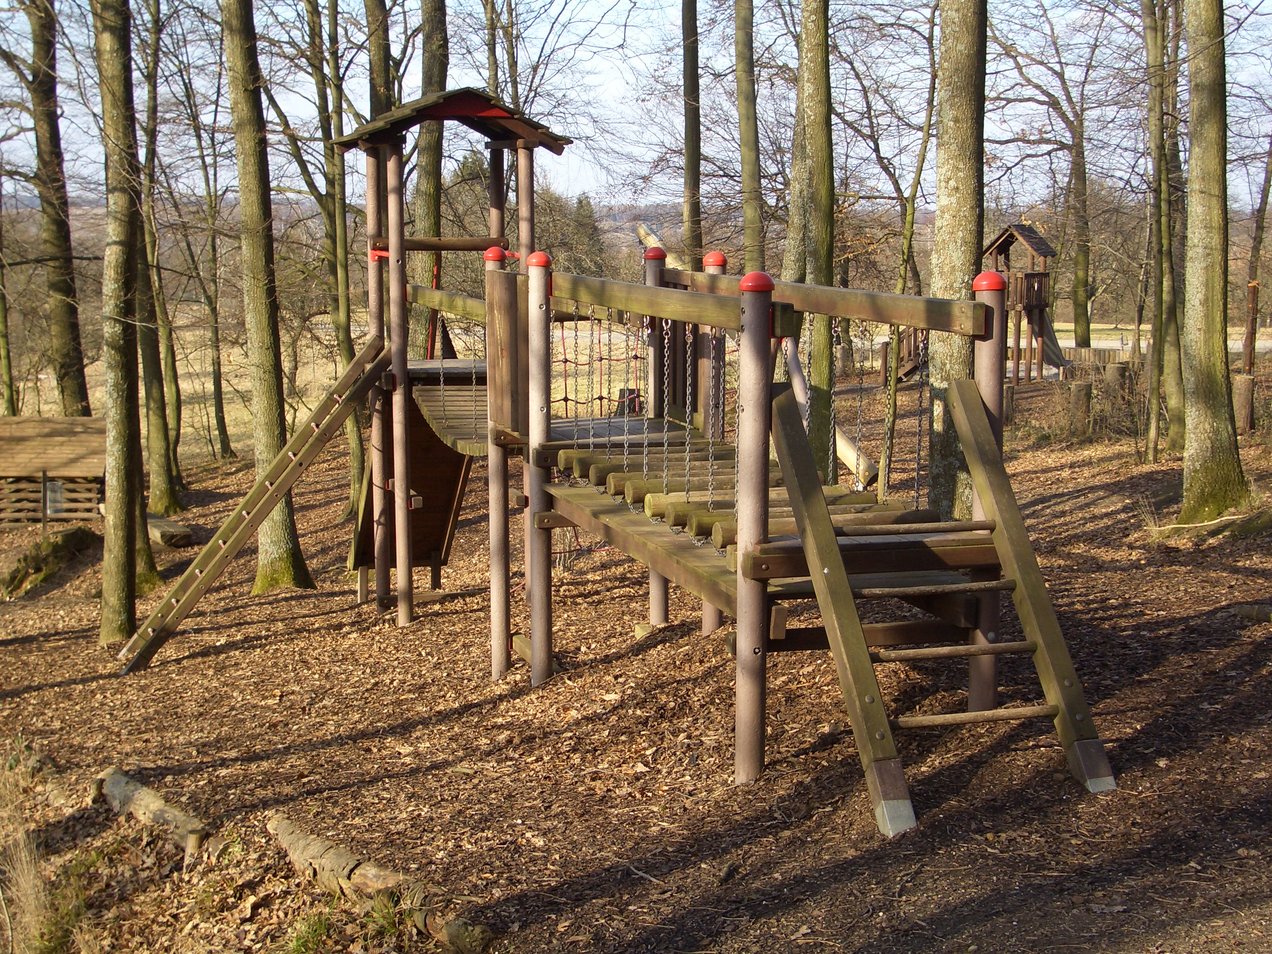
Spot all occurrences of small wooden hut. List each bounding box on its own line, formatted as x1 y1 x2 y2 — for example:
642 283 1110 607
0 417 106 527
983 223 1056 383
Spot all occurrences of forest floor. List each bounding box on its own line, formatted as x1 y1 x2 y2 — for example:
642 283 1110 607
1 378 1271 953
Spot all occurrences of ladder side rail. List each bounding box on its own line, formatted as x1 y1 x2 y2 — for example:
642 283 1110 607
120 340 389 672
948 378 1115 792
770 388 916 837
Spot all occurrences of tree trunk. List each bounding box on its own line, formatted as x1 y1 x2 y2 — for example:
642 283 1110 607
1178 0 1248 522
735 0 763 272
24 0 90 416
1244 131 1272 375
1141 0 1165 461
413 0 447 358
92 0 148 645
926 0 985 519
1161 0 1186 451
364 0 395 116
326 0 361 516
223 0 314 593
0 194 15 415
801 0 835 480
682 0 703 270
1070 122 1092 348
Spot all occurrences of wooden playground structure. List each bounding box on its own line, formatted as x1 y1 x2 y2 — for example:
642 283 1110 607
117 89 1114 837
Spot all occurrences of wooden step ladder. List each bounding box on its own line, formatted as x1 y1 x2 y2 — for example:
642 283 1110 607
117 336 391 674
768 384 1114 837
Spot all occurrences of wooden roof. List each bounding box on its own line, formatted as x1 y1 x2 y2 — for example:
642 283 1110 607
984 223 1057 260
335 88 570 155
0 416 107 479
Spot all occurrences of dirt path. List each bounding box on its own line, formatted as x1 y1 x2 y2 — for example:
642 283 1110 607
1 416 1269 952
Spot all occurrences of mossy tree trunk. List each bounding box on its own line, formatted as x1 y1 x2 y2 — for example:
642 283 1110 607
223 0 314 593
801 0 835 482
926 0 986 520
92 0 155 644
1178 0 1249 523
682 0 703 271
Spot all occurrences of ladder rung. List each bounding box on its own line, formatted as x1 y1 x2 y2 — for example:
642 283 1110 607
840 520 996 537
856 578 1015 598
892 703 1059 730
871 640 1036 663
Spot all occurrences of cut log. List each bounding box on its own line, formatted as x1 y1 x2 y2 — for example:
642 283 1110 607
93 767 206 866
1236 604 1272 623
267 813 492 952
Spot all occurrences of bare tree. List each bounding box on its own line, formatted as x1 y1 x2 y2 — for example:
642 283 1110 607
735 0 764 272
927 0 986 519
0 0 90 416
223 0 315 592
1177 0 1249 521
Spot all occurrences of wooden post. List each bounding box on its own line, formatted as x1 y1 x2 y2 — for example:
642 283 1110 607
487 248 512 680
1012 311 1022 385
1025 315 1035 383
735 271 773 783
366 147 391 609
488 147 505 241
40 469 47 537
387 143 412 626
1244 280 1258 376
517 143 536 593
1232 374 1255 435
644 247 670 628
526 251 554 686
700 251 727 634
970 271 1006 711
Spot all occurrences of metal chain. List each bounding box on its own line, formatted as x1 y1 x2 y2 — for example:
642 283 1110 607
472 321 481 434
641 314 651 489
915 331 929 508
707 328 721 512
829 320 841 482
853 323 867 492
660 317 671 498
603 307 614 460
586 302 596 454
682 322 694 504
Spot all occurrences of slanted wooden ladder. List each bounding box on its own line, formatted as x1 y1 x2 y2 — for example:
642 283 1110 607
118 336 391 674
767 384 1113 837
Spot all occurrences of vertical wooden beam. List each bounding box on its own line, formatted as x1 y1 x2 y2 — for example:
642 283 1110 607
734 272 772 784
969 271 1007 710
701 251 727 635
517 143 535 590
644 247 670 628
366 147 391 609
387 143 412 626
526 251 554 686
488 146 505 241
486 249 511 681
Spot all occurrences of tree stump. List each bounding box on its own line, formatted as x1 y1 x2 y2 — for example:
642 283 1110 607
1069 381 1092 437
1232 374 1255 435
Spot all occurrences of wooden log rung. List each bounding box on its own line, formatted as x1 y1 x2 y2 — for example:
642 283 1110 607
892 703 1059 730
856 577 1015 599
871 639 1036 663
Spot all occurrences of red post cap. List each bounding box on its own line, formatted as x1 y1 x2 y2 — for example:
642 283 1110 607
484 246 506 262
643 247 667 261
972 270 1007 292
703 250 727 268
739 271 775 293
526 251 552 268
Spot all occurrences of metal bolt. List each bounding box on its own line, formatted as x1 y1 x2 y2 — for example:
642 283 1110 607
753 647 762 655
1064 678 1074 687
1075 713 1085 721
865 694 875 704
875 731 885 741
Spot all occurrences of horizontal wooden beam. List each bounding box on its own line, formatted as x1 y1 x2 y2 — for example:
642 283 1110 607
406 285 487 323
739 531 1000 579
371 235 508 252
661 268 987 336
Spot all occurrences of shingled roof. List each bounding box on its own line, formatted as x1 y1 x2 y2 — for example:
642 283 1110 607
983 223 1057 260
335 88 570 155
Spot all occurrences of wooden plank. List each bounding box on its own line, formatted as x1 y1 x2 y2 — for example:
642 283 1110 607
659 269 987 336
708 505 936 548
948 378 1114 791
770 388 914 836
553 272 744 331
893 704 1059 730
0 417 108 478
545 483 738 612
740 531 1001 580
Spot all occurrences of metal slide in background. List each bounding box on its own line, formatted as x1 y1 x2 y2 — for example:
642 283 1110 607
117 337 390 674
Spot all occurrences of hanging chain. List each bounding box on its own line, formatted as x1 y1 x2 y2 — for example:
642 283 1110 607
682 322 694 503
603 306 614 460
472 321 481 435
641 314 652 491
915 331 929 508
707 328 721 513
829 320 841 482
853 323 867 492
660 317 672 498
586 302 597 455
